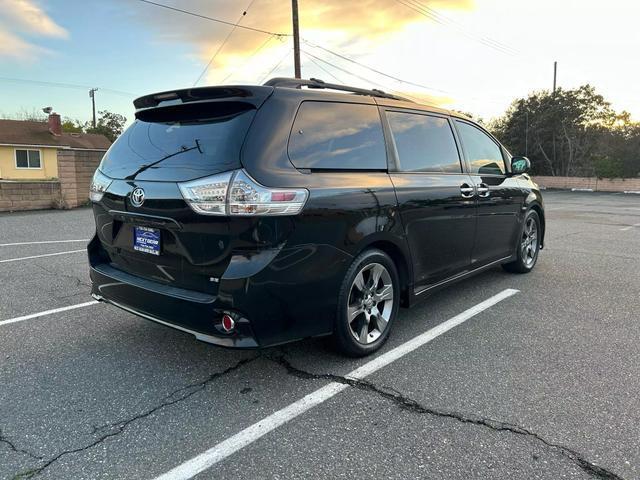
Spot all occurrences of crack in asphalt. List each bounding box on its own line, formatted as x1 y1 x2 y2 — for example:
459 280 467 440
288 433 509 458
33 263 90 289
11 356 258 479
0 429 43 461
269 355 625 480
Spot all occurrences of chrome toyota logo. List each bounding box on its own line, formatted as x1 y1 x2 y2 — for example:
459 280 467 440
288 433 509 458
130 187 145 207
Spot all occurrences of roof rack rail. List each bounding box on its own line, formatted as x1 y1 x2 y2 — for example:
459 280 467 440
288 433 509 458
263 77 414 103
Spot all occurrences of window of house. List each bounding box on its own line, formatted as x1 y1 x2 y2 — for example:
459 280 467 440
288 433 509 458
387 111 462 173
288 101 387 170
15 149 42 169
454 121 506 175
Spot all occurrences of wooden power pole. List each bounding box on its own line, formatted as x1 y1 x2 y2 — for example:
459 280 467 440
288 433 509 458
553 61 557 93
89 88 98 127
291 0 301 78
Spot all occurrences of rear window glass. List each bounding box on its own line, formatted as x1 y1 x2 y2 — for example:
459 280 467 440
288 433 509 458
387 111 461 173
99 105 255 181
288 101 387 170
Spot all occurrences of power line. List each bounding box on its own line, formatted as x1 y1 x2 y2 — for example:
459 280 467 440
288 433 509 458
395 0 517 56
260 48 293 84
300 49 421 102
400 0 513 54
302 39 452 95
0 76 136 97
193 0 257 86
410 0 518 54
301 51 344 84
136 0 289 37
220 34 278 84
404 0 517 55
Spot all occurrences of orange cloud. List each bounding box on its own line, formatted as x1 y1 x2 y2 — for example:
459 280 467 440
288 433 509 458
129 0 474 82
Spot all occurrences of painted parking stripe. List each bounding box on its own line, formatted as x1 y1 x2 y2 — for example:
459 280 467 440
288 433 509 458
0 239 89 247
0 301 98 327
0 249 86 264
153 288 520 480
620 223 640 231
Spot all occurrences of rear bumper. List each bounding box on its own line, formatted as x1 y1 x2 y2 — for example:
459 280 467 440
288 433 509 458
90 263 259 348
89 236 352 348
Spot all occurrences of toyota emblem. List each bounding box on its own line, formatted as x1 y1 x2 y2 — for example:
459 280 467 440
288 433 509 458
130 187 145 207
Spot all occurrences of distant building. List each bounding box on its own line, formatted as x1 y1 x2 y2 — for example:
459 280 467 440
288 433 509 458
0 113 111 180
0 113 111 211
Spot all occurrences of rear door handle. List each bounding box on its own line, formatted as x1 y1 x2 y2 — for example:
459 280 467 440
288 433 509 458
460 183 475 199
477 183 490 198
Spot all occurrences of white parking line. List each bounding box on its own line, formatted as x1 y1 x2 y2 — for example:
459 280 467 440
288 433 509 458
0 249 86 264
0 239 89 247
0 301 98 327
620 223 640 231
153 288 520 480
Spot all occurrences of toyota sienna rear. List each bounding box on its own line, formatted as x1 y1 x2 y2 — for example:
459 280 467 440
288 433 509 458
89 78 544 356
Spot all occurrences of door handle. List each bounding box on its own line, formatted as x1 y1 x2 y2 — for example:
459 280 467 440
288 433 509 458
477 183 490 198
460 183 475 199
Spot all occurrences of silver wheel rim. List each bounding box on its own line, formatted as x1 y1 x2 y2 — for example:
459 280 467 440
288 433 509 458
347 263 394 345
521 217 538 267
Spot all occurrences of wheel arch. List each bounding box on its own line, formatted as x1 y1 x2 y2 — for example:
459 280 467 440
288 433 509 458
356 237 412 307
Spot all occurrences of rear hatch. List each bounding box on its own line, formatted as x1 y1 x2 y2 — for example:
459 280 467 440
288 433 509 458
91 86 273 294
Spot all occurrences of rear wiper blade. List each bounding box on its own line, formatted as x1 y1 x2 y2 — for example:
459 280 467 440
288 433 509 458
125 144 200 180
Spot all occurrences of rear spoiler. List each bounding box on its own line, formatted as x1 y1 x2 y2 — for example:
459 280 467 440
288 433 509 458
133 85 274 112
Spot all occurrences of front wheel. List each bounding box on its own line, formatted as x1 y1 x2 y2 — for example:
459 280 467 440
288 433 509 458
333 249 400 357
502 210 541 274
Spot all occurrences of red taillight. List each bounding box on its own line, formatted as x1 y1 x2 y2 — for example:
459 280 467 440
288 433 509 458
221 314 235 332
270 192 297 202
179 169 308 216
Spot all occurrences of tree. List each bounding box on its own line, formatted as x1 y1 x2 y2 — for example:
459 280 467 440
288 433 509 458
490 85 639 177
62 118 84 133
84 110 127 142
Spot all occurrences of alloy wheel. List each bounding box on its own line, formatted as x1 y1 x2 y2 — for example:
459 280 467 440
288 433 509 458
521 217 538 267
347 263 394 344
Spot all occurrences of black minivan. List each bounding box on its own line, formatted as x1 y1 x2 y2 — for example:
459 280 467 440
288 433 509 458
88 78 544 356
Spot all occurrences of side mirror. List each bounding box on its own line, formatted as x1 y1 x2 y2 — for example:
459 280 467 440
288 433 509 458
511 156 531 175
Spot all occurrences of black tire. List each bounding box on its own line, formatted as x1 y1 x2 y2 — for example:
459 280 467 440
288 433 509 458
502 209 541 274
333 249 400 357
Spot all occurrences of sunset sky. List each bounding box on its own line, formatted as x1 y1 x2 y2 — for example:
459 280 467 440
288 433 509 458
1 0 639 125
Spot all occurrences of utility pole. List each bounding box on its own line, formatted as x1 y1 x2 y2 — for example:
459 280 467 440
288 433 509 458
552 61 557 171
525 110 529 156
89 88 98 128
291 0 301 79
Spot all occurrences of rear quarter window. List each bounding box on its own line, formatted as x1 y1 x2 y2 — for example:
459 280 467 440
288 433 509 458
288 101 387 170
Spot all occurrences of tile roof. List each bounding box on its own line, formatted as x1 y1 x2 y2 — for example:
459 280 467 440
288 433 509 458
0 119 112 150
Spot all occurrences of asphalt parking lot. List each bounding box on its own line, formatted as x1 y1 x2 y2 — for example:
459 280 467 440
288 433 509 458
1 190 639 480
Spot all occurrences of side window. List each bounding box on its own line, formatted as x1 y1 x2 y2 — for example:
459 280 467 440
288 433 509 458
288 101 387 170
387 112 461 173
455 121 506 175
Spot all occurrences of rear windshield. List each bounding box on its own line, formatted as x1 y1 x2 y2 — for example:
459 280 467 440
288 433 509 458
99 104 256 181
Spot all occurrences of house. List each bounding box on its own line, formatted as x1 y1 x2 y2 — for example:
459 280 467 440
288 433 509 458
0 113 111 180
0 113 112 212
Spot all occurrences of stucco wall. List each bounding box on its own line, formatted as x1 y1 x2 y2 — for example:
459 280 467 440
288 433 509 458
0 145 59 179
